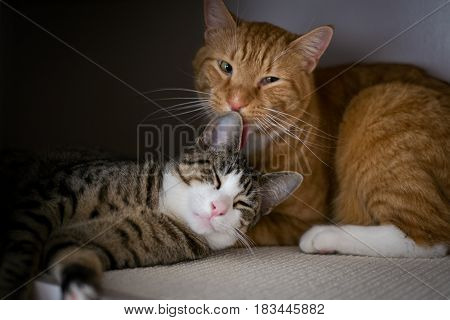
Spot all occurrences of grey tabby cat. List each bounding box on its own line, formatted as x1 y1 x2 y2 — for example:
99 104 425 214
0 113 302 299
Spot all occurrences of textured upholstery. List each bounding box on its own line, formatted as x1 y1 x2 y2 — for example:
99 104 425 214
98 247 450 299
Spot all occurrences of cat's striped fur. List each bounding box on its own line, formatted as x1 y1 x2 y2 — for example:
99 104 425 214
0 113 302 299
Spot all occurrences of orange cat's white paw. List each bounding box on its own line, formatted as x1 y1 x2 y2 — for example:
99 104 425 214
299 224 448 257
299 225 340 254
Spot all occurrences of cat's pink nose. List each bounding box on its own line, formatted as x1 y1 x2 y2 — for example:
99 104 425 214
227 95 248 111
229 100 246 111
210 200 228 218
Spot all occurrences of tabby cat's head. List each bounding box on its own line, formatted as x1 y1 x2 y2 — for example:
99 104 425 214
161 113 302 249
193 0 333 145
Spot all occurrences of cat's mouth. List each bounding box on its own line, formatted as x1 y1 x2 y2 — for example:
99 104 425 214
194 213 221 233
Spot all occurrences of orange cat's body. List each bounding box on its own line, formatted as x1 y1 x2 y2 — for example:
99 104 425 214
194 0 450 255
248 64 450 246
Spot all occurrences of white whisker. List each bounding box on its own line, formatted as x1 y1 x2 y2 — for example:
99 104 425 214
161 100 208 110
215 221 254 255
260 116 307 157
151 105 210 120
265 115 331 167
154 97 210 101
185 108 215 123
263 107 337 139
265 113 337 149
162 101 210 112
235 227 256 247
143 87 211 96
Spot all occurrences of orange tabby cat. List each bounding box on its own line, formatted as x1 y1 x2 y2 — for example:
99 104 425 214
193 0 450 257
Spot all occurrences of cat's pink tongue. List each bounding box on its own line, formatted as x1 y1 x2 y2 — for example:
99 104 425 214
240 121 249 149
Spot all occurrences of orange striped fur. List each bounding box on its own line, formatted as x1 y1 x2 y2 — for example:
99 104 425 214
193 0 450 247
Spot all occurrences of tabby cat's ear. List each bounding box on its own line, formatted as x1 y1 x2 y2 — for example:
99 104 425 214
204 0 236 31
200 112 243 153
290 25 334 73
259 172 303 216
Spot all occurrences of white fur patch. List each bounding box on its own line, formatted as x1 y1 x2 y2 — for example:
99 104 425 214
160 168 244 250
299 224 447 258
63 282 98 300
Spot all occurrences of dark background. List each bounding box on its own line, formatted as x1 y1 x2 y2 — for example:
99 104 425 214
0 0 204 157
1 0 449 157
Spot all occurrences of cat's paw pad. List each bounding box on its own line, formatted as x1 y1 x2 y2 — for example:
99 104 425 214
299 226 340 254
63 281 99 300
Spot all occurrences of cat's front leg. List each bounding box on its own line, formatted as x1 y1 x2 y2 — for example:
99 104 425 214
298 225 342 254
299 224 448 258
59 263 101 300
49 248 103 300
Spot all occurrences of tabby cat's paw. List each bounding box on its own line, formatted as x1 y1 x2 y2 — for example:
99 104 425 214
299 225 340 254
61 264 100 300
63 282 99 300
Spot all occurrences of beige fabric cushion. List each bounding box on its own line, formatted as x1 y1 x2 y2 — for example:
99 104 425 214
101 247 450 299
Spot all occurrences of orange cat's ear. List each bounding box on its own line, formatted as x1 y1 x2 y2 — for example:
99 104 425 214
204 0 236 31
290 25 334 73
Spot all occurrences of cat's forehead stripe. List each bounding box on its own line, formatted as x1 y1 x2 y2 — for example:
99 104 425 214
229 22 295 69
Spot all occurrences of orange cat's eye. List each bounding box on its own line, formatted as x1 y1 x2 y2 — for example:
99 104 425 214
260 76 280 86
218 60 233 75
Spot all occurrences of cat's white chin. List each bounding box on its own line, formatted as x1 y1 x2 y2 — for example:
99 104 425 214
204 232 237 250
191 219 238 250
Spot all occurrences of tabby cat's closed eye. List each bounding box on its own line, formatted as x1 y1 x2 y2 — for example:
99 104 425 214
213 167 222 189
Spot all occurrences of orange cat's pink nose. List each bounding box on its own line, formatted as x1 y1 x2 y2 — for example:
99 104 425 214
227 96 248 111
228 100 247 111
